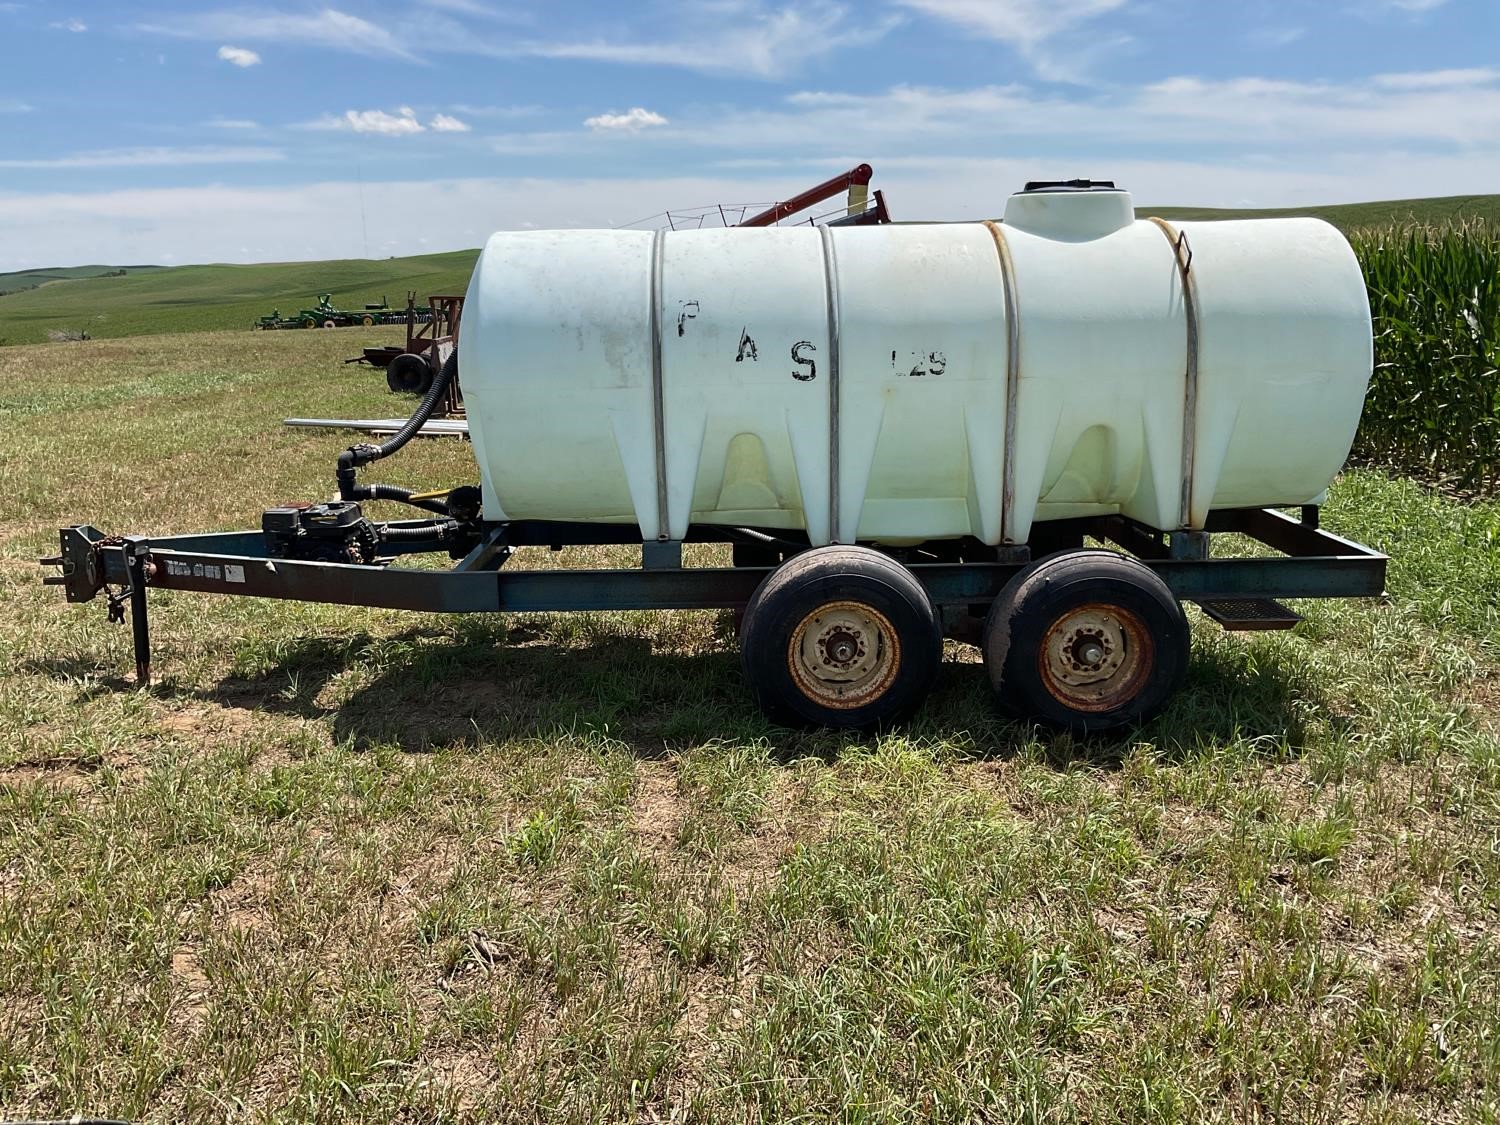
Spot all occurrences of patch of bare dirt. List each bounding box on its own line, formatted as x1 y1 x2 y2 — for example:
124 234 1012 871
156 920 224 1086
207 860 279 934
156 702 262 743
962 757 1029 804
155 700 333 771
715 776 804 903
166 942 212 1050
420 1047 495 1111
631 761 686 857
669 964 755 1098
0 758 99 791
1093 904 1150 952
171 945 210 993
1459 669 1500 736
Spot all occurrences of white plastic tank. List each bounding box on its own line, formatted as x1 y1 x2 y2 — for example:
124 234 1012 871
459 183 1372 545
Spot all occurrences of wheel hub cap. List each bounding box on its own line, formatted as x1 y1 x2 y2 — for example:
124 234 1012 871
1039 603 1152 712
788 601 901 709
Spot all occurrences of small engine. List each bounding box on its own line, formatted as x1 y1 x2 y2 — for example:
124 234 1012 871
262 501 379 564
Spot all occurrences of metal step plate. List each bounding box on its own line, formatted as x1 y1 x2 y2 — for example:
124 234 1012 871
1196 598 1303 631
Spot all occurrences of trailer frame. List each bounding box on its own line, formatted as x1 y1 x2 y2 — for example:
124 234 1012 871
43 505 1386 689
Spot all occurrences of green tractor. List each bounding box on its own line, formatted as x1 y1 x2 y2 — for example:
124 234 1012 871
297 293 409 328
295 293 344 328
253 296 338 330
254 293 427 330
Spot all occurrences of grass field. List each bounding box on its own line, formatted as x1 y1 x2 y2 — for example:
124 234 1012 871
3 193 1496 348
0 252 478 347
1 329 1497 1120
0 264 166 298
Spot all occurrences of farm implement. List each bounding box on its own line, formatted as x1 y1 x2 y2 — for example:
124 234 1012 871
255 293 426 330
343 293 462 398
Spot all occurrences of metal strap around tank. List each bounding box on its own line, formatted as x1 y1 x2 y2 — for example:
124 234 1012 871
819 224 843 544
981 221 1022 543
1147 216 1200 530
649 229 670 540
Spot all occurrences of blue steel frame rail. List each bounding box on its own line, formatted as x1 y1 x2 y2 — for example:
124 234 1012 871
42 507 1387 685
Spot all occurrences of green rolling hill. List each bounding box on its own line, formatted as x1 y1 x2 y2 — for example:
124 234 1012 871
0 250 478 346
1140 193 1500 230
2 194 1495 347
0 264 166 296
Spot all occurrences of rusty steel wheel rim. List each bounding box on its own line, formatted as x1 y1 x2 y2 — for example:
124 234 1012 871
787 600 902 710
1037 601 1153 713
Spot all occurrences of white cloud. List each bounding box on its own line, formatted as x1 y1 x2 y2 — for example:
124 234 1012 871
206 117 261 130
50 16 86 31
706 69 1500 154
308 107 472 135
450 103 543 119
1 98 31 113
584 107 668 132
526 2 898 79
1380 0 1448 9
317 67 1500 169
1248 26 1305 48
1132 72 1500 145
1373 67 1499 89
893 0 1123 48
486 131 590 157
217 45 261 67
333 106 425 135
8 152 1500 272
137 2 891 79
454 65 1500 167
0 146 285 169
891 0 1129 81
141 9 415 60
418 0 519 16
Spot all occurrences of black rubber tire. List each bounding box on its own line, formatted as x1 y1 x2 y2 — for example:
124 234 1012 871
361 314 375 326
982 549 1189 734
386 352 433 395
740 545 941 731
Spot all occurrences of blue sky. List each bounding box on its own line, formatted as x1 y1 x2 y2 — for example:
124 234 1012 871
1 0 1496 269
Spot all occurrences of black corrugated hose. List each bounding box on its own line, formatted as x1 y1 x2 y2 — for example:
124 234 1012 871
381 519 461 542
360 483 450 516
336 350 458 506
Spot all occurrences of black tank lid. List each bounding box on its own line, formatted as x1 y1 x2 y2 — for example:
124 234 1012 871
1022 179 1119 193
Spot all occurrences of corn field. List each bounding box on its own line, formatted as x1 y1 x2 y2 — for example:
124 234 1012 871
1351 220 1500 488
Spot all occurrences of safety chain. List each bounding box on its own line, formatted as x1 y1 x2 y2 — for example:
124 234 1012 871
97 534 131 624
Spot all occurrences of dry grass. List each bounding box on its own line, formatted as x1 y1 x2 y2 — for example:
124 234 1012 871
0 328 1497 1121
